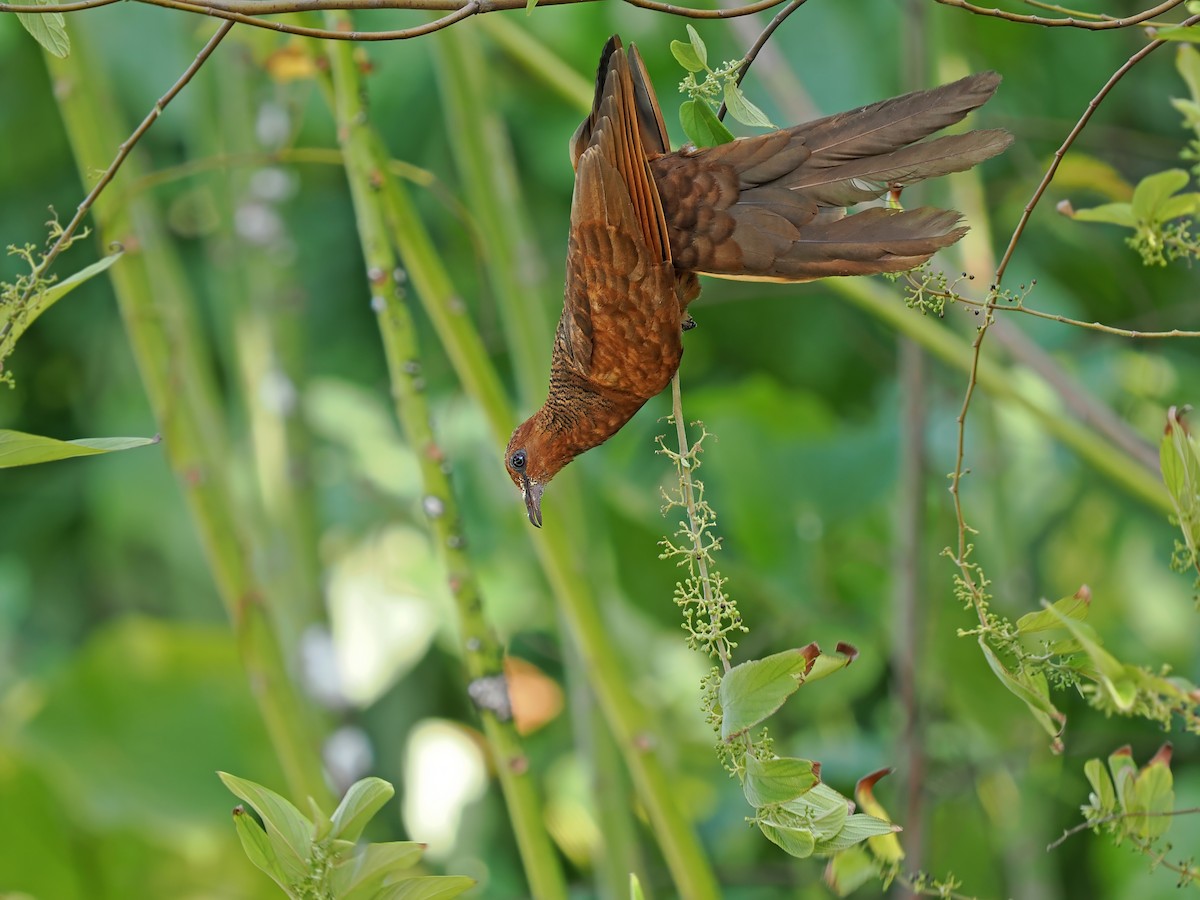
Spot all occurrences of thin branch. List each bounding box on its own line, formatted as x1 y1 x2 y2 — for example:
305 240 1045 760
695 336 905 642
716 0 809 120
948 17 1199 623
4 0 792 40
16 20 234 307
933 0 1185 30
1047 806 1200 851
909 276 1200 338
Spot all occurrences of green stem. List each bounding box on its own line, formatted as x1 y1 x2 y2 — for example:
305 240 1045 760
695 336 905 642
323 27 568 900
44 30 329 804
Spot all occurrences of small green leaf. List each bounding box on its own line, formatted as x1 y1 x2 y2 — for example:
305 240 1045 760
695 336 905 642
1158 191 1200 220
1161 407 1200 558
14 0 70 58
335 842 427 900
232 805 291 892
1129 751 1174 839
525 0 538 12
376 875 475 900
759 818 816 858
0 430 159 469
1170 97 1200 130
218 772 312 878
1016 587 1091 634
1154 25 1200 43
723 81 775 129
670 40 705 73
630 873 645 900
679 100 735 148
1177 45 1200 103
782 782 851 841
812 814 899 855
1108 745 1137 810
685 24 708 69
719 645 819 740
1131 169 1190 222
1070 202 1136 228
742 756 820 807
331 776 395 842
824 845 879 896
1 250 122 369
1084 757 1116 812
978 640 1065 743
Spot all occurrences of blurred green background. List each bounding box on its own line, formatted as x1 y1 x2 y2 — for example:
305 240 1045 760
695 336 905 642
2 2 1199 897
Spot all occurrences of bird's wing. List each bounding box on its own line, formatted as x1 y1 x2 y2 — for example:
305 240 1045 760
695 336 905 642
651 72 1012 282
559 40 680 395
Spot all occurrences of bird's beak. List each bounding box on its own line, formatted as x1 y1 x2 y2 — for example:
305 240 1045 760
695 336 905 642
522 477 544 528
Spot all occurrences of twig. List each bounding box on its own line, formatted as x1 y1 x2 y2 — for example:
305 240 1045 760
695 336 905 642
1047 806 1200 851
15 20 234 307
716 0 809 121
949 17 1198 610
910 277 1200 339
4 0 792 41
933 0 1185 30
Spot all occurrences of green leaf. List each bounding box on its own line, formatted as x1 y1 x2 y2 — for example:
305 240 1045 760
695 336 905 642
978 640 1064 743
812 814 899 855
1154 25 1200 43
719 645 819 740
14 0 70 58
336 842 427 900
331 777 395 842
1129 754 1174 839
1177 45 1200 104
232 805 291 892
1 250 122 369
1161 407 1200 557
0 430 159 469
1158 191 1200 220
1131 169 1190 222
376 875 475 900
758 818 816 858
679 99 735 148
1170 97 1200 130
685 24 708 69
670 40 705 73
824 846 879 896
1084 757 1116 812
1016 587 1091 634
1070 202 1136 228
630 873 645 900
781 782 851 841
723 81 774 129
218 772 313 880
1108 746 1137 810
742 756 820 807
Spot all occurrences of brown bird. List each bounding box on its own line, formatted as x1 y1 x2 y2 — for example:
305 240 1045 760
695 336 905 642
505 35 1011 526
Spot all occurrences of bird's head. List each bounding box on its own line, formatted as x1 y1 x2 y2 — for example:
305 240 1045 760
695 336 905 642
505 415 569 528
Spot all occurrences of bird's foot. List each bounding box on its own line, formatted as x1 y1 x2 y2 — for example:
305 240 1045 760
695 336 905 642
682 315 697 332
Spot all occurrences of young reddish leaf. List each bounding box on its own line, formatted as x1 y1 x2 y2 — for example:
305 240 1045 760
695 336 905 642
854 769 905 863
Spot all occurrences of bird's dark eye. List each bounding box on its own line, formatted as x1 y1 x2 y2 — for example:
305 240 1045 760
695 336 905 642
510 450 527 471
